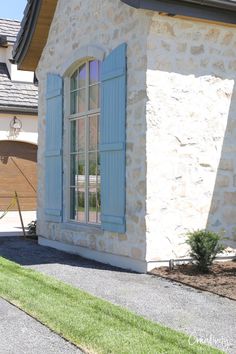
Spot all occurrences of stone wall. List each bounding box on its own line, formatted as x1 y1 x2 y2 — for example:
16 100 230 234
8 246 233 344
36 0 236 270
146 14 236 261
36 0 151 270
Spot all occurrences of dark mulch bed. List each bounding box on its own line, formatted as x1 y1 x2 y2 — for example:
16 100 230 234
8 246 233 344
150 260 236 301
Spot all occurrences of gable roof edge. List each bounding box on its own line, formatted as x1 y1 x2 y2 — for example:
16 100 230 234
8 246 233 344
13 0 58 71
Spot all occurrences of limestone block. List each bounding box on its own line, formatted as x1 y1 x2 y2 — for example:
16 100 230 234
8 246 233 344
224 192 236 205
131 247 142 260
216 175 230 188
223 208 236 224
219 159 234 171
190 45 204 55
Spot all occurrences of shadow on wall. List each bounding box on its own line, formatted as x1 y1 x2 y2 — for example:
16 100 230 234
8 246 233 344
146 17 236 255
207 82 236 248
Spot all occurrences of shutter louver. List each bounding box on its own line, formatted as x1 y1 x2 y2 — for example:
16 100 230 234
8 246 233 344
100 43 127 233
45 73 63 222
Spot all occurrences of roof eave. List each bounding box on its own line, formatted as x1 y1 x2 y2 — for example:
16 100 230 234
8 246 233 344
13 0 42 70
13 0 58 71
13 0 236 72
121 0 236 25
0 105 38 115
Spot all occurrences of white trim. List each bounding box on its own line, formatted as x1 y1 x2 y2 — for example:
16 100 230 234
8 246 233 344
61 45 106 77
38 236 148 273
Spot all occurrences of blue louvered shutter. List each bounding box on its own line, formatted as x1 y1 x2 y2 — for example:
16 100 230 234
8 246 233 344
45 73 63 222
100 43 127 233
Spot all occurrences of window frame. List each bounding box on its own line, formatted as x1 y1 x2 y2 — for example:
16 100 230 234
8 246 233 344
64 58 101 226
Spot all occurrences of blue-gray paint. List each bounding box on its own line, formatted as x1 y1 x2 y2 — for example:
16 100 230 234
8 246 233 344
45 73 63 222
100 43 127 233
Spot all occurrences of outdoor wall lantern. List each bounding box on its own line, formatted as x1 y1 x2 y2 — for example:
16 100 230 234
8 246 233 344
10 116 22 136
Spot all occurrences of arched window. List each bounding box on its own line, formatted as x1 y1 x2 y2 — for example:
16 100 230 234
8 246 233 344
69 60 101 224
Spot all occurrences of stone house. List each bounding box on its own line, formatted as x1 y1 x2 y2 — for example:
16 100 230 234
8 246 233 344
0 19 38 211
13 0 236 272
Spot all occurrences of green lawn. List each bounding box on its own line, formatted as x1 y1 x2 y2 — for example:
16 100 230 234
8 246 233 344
0 257 223 354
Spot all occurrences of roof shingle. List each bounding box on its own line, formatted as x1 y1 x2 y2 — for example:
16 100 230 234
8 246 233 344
0 63 38 113
0 18 21 44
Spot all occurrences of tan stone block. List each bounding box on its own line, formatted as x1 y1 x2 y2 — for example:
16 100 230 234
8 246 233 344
216 175 230 188
89 235 96 250
161 40 171 51
118 233 128 241
213 60 225 72
132 168 141 180
177 43 187 53
78 239 88 248
190 45 204 55
205 29 220 42
136 180 146 195
229 60 236 71
224 192 236 205
131 247 142 259
130 214 139 224
223 208 236 224
219 159 233 171
61 231 73 244
221 32 234 46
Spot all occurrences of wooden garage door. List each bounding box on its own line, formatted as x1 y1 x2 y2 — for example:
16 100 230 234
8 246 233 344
0 141 37 211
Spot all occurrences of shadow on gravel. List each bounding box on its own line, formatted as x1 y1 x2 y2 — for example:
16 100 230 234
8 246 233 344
0 236 132 274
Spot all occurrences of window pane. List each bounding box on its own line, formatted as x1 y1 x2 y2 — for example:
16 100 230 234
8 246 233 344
70 121 76 152
70 91 77 114
70 154 77 186
71 119 85 152
78 155 85 222
89 152 97 181
77 191 85 222
78 118 85 152
78 64 86 89
89 191 97 223
78 88 86 113
70 187 76 220
89 151 98 223
89 60 100 85
89 84 99 110
78 155 85 179
89 115 97 151
70 71 78 90
97 153 100 176
97 186 101 223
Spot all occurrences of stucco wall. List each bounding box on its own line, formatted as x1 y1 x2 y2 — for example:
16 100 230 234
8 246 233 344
0 113 37 144
36 0 151 270
146 15 236 261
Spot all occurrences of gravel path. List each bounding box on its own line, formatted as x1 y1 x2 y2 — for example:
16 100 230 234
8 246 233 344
0 237 235 354
0 297 82 354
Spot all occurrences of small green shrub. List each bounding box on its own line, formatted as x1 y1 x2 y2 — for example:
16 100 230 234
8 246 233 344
186 229 224 273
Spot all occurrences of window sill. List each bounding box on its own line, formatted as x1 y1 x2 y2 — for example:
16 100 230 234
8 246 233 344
61 221 103 235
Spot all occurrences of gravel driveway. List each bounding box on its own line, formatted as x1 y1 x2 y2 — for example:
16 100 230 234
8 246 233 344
0 237 235 354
